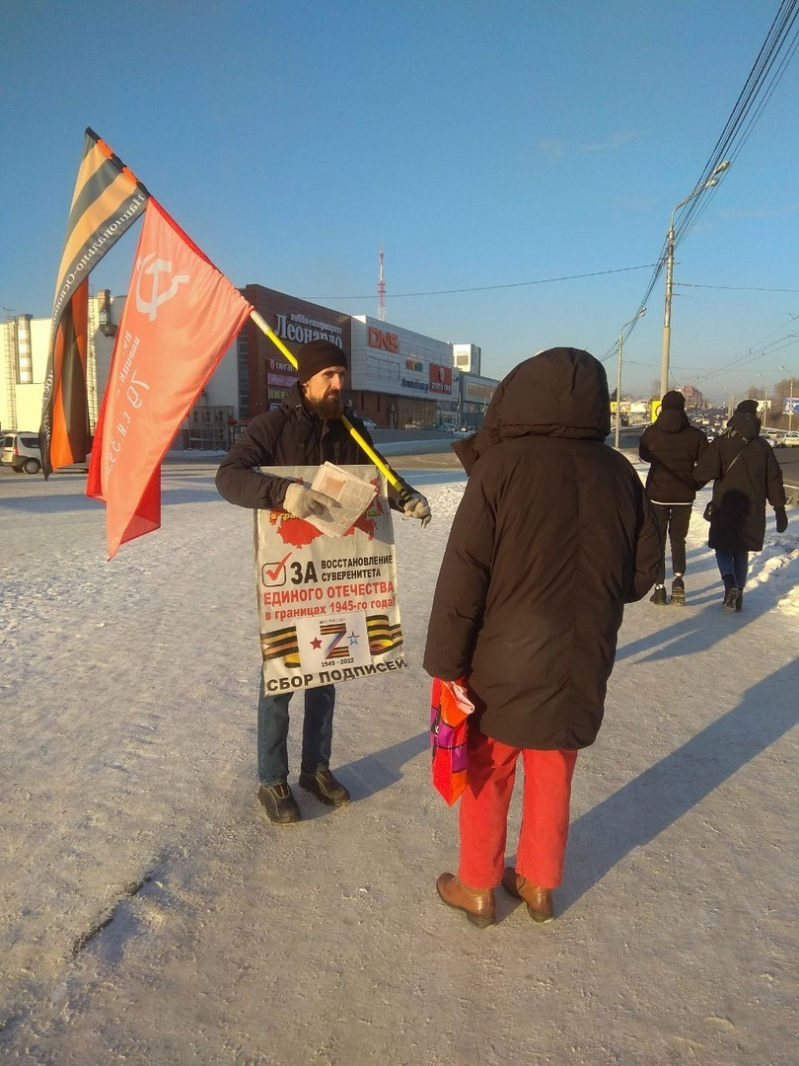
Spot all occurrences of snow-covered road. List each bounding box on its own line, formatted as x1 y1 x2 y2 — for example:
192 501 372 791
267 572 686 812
1 461 797 1065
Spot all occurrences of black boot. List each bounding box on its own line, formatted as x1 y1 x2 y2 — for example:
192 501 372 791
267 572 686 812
722 574 740 612
298 768 351 807
258 782 302 824
650 584 668 606
671 576 685 606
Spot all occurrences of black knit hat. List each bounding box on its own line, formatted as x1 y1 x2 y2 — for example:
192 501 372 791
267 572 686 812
295 339 348 383
661 390 685 410
735 399 759 415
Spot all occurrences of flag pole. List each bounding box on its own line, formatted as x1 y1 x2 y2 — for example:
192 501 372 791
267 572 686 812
249 310 405 493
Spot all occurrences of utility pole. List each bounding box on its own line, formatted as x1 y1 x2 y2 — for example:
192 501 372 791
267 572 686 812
660 162 731 398
615 309 646 449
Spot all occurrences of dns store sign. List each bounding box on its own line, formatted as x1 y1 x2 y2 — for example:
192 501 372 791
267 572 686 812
368 327 400 353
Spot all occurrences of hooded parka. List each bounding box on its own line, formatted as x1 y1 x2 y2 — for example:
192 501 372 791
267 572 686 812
694 410 786 552
639 401 708 503
423 348 662 751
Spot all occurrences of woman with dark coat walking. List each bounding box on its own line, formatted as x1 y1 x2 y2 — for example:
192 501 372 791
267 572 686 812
424 348 662 927
694 407 787 611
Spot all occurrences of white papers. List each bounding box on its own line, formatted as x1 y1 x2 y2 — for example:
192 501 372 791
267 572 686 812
305 462 378 537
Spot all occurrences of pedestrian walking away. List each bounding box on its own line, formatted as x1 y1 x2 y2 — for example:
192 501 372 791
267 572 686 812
639 390 708 605
694 405 787 613
424 347 662 927
216 338 432 824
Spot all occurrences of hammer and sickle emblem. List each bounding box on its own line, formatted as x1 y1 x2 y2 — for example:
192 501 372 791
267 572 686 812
135 253 190 321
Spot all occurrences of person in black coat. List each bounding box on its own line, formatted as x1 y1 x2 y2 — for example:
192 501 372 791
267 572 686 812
639 391 708 605
424 348 661 927
694 407 787 612
216 339 431 823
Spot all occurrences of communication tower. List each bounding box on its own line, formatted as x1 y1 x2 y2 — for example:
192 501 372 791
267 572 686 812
378 242 386 321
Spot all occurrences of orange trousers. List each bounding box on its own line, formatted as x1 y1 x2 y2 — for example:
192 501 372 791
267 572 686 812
457 730 578 891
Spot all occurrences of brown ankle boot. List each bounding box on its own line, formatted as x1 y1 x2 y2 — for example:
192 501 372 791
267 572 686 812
501 867 554 923
436 873 496 927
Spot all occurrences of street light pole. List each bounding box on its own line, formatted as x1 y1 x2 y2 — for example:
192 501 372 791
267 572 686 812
615 308 646 449
660 161 731 398
757 373 767 427
779 366 795 432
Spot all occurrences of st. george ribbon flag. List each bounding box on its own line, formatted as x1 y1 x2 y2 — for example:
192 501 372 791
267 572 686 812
40 129 149 477
86 198 253 558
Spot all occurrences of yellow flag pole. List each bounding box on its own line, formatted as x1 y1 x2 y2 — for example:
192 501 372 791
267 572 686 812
249 310 404 492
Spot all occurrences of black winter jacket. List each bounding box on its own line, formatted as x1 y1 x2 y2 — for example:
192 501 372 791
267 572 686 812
215 384 406 510
694 411 786 552
639 410 708 503
423 348 662 751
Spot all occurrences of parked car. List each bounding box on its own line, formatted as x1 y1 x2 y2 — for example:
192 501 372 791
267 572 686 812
1 431 90 474
1 431 42 474
778 431 799 447
359 417 378 430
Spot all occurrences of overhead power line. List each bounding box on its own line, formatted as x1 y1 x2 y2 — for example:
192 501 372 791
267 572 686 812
677 282 799 293
608 0 799 362
300 263 655 301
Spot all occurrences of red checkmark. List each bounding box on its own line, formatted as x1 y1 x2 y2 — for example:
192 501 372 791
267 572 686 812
264 552 292 582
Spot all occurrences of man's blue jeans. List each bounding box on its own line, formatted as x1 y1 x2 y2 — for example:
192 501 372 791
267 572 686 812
715 549 749 589
257 679 336 785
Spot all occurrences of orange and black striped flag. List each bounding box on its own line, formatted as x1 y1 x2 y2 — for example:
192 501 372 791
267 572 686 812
39 128 148 477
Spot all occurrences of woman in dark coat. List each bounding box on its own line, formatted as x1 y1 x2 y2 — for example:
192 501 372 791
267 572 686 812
424 348 662 927
694 407 787 611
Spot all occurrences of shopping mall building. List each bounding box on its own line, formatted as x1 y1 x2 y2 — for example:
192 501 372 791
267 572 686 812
0 283 499 449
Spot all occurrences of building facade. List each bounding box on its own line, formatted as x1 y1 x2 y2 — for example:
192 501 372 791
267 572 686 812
1 283 498 447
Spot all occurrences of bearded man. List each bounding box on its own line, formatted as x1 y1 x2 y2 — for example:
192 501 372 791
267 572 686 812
216 339 430 824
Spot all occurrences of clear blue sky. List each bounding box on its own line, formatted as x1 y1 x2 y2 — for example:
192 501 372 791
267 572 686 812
2 0 798 403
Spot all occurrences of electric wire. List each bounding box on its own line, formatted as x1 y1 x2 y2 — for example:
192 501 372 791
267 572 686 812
606 0 799 366
300 264 654 301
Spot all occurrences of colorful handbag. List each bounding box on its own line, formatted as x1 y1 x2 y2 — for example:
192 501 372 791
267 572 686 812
430 677 475 805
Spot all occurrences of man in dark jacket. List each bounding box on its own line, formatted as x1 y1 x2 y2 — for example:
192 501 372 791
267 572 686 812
216 339 431 824
424 348 661 927
639 390 708 605
694 406 787 611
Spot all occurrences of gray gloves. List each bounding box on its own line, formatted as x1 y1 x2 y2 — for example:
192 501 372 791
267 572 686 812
283 483 335 520
775 506 788 533
285 481 431 528
402 490 432 527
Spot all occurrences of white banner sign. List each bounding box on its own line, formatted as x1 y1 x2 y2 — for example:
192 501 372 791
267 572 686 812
254 465 406 694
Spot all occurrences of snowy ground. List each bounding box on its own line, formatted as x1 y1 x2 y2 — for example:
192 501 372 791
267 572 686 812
1 455 797 1066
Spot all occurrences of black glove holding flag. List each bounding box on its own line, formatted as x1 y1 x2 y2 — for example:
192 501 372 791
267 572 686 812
775 506 788 533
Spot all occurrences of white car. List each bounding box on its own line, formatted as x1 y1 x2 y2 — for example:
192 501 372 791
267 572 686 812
1 431 91 474
1 431 42 474
359 417 378 431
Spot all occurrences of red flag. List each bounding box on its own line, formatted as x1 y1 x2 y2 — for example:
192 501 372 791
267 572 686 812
41 129 148 477
87 199 253 557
